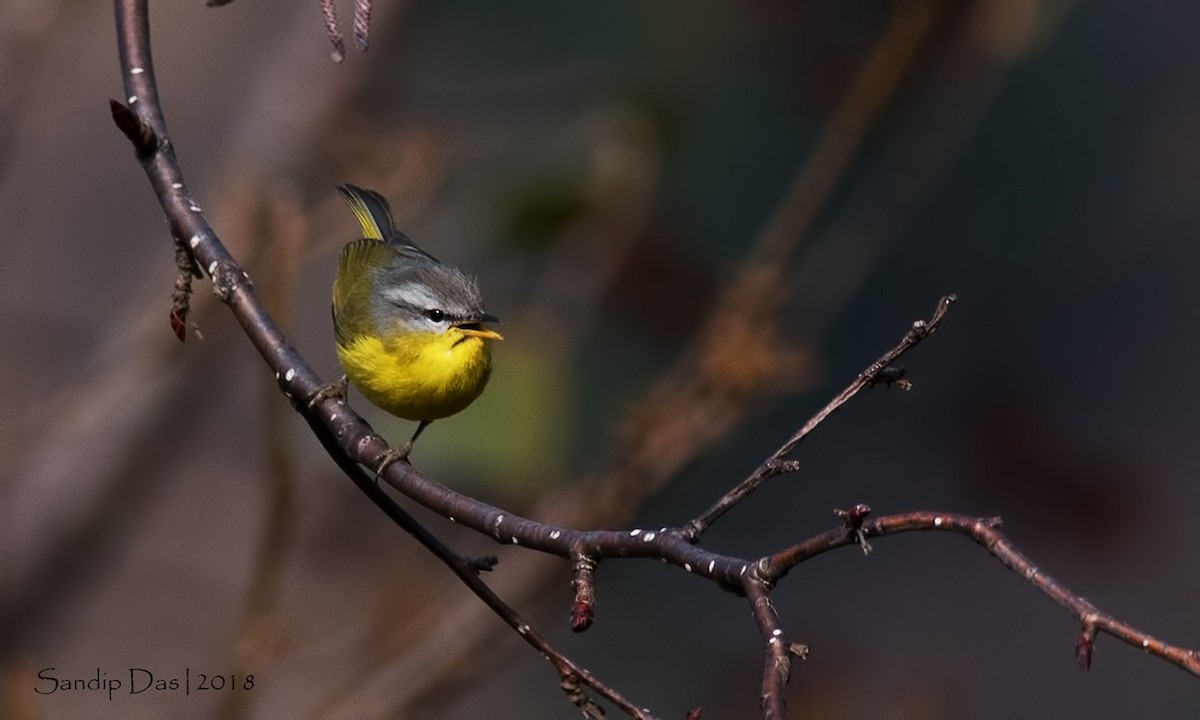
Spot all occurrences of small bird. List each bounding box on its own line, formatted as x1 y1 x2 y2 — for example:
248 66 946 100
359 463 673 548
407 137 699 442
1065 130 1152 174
327 184 502 467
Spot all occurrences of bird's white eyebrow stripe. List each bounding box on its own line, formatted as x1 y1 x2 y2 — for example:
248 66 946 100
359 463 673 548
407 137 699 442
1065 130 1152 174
382 284 440 311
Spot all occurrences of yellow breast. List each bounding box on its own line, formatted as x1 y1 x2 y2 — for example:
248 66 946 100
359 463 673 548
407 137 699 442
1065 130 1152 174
337 328 493 421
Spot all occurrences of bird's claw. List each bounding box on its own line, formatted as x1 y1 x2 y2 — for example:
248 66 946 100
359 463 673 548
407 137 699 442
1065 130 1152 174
308 375 349 410
374 442 412 481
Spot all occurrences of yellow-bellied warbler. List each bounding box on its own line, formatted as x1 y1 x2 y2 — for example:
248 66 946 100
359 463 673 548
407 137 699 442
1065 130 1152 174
330 184 502 462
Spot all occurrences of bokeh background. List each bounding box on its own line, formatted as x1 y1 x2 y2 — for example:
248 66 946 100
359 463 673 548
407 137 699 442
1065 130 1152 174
3 1 1200 717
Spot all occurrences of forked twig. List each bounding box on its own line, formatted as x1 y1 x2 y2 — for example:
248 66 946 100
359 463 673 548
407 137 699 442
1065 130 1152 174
683 294 955 541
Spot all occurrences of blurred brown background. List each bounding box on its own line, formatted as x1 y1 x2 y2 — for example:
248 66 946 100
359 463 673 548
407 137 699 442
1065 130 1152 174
3 1 1200 718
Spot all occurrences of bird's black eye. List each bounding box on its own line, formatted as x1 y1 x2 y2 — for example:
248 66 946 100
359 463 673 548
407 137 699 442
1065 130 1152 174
426 309 445 322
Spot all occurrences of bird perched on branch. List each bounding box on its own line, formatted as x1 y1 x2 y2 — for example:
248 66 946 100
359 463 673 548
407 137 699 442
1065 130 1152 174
324 184 502 467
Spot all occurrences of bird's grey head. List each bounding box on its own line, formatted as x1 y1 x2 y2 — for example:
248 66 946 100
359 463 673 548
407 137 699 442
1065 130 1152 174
373 261 488 334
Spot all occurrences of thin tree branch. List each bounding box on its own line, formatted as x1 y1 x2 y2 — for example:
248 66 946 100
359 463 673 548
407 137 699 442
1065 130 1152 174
353 0 372 50
320 0 346 63
743 578 790 720
758 511 1200 679
682 294 955 541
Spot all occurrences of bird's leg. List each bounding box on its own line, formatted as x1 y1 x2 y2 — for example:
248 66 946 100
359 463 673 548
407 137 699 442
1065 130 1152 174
409 419 431 447
374 420 431 480
308 375 349 410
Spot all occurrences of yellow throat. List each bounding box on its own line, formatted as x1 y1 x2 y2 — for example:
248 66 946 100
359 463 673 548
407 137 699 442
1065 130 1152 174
337 322 498 422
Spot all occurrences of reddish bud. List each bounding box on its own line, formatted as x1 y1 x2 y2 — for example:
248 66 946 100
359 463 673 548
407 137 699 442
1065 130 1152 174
570 600 594 633
169 306 188 342
836 504 872 529
1075 635 1094 671
684 709 703 720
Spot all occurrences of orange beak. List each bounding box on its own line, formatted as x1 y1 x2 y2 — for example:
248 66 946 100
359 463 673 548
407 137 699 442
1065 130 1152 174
456 321 503 341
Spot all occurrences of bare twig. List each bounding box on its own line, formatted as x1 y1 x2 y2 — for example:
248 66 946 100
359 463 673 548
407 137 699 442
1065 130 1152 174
759 512 1200 679
319 0 374 61
168 234 202 341
683 294 955 541
743 579 790 720
320 0 346 63
570 551 598 633
353 0 372 50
